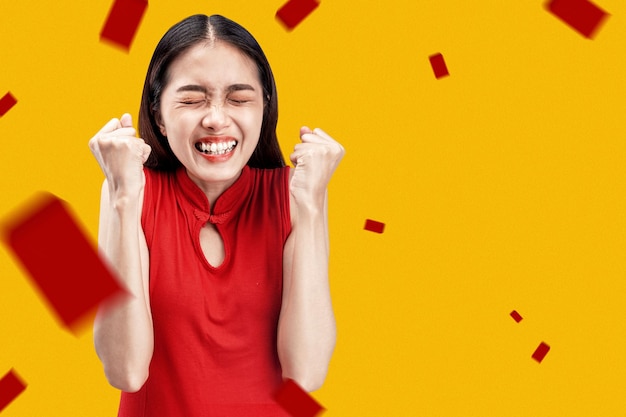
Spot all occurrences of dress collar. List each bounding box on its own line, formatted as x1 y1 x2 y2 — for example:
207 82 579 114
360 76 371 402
175 166 252 225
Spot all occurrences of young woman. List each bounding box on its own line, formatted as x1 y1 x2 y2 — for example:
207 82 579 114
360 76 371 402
89 14 343 416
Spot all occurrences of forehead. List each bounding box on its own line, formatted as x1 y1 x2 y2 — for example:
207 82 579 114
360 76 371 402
166 41 261 91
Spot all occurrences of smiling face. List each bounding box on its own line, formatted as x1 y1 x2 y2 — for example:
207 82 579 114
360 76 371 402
157 40 265 197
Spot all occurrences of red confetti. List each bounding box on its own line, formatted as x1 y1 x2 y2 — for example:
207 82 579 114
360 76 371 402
0 369 27 412
429 53 449 79
100 0 148 50
364 219 385 234
545 0 609 39
0 92 17 117
275 379 324 417
510 310 523 323
1 193 124 331
532 342 551 363
276 0 320 31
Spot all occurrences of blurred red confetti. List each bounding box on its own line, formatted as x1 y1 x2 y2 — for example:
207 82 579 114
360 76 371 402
275 379 324 417
545 0 609 38
364 219 385 234
0 92 17 117
276 0 320 31
532 342 551 363
0 369 26 412
100 0 148 50
1 193 124 331
429 53 449 79
510 310 523 323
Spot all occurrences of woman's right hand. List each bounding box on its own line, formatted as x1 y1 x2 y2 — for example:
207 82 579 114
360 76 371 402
89 113 152 195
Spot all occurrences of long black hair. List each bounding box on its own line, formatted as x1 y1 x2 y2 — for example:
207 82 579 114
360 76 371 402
138 14 285 170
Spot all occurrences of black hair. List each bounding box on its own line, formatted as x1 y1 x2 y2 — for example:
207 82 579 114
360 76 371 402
138 14 285 170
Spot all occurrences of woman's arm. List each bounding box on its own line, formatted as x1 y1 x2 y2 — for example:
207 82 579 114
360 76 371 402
90 114 154 392
277 127 344 392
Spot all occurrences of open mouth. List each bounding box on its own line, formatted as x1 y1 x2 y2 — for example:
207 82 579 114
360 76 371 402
194 140 238 156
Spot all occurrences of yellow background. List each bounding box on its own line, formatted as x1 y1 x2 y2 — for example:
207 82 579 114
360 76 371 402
1 0 625 415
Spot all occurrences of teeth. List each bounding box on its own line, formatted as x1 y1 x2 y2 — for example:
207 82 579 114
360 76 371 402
197 140 237 155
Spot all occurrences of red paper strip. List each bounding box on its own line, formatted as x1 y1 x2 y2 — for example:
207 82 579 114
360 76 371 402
545 0 609 38
510 310 523 323
0 369 27 412
532 342 551 363
429 53 449 79
1 193 123 330
100 0 148 50
276 0 320 31
275 379 324 417
0 92 17 117
364 219 385 234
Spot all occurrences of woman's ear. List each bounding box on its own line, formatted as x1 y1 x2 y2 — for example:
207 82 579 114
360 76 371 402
156 112 167 136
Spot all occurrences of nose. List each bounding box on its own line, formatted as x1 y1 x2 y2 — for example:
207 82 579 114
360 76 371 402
202 103 229 131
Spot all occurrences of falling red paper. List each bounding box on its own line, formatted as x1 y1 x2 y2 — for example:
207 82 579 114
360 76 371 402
532 342 551 363
429 53 449 79
275 379 324 417
510 310 523 323
100 0 148 50
0 92 17 117
1 193 123 330
276 0 320 31
364 219 385 234
0 369 26 412
545 0 609 38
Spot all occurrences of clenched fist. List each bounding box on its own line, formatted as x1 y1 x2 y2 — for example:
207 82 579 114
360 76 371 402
89 113 152 195
289 127 344 208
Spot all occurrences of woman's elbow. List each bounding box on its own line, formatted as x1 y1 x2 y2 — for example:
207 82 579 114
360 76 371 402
105 366 149 393
284 363 330 392
297 375 325 393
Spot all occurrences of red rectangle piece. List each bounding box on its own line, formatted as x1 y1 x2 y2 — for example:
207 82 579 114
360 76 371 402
364 219 385 234
1 193 123 330
275 379 324 417
429 53 449 79
0 369 27 412
545 0 609 38
532 342 551 363
510 310 523 323
276 0 320 31
100 0 148 50
0 92 17 117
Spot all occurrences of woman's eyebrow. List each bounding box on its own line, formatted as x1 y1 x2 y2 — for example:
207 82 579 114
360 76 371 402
227 84 256 93
175 85 208 94
174 84 256 94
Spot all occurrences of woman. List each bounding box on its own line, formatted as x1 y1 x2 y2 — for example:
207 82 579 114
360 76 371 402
89 14 343 416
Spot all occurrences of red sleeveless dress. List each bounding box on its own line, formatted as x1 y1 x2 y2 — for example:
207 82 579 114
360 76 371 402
117 165 292 417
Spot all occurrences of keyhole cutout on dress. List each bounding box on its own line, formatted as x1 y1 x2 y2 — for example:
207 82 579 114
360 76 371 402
199 223 225 268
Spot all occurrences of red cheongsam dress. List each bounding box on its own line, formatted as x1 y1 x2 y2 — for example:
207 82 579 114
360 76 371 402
117 165 292 417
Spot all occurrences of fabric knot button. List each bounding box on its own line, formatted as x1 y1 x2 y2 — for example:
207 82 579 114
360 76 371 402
193 209 232 224
208 211 231 224
193 209 211 223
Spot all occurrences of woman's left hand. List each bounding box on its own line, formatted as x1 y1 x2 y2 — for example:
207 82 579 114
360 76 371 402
289 127 345 208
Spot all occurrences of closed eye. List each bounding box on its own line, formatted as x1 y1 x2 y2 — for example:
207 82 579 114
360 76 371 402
228 98 250 105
